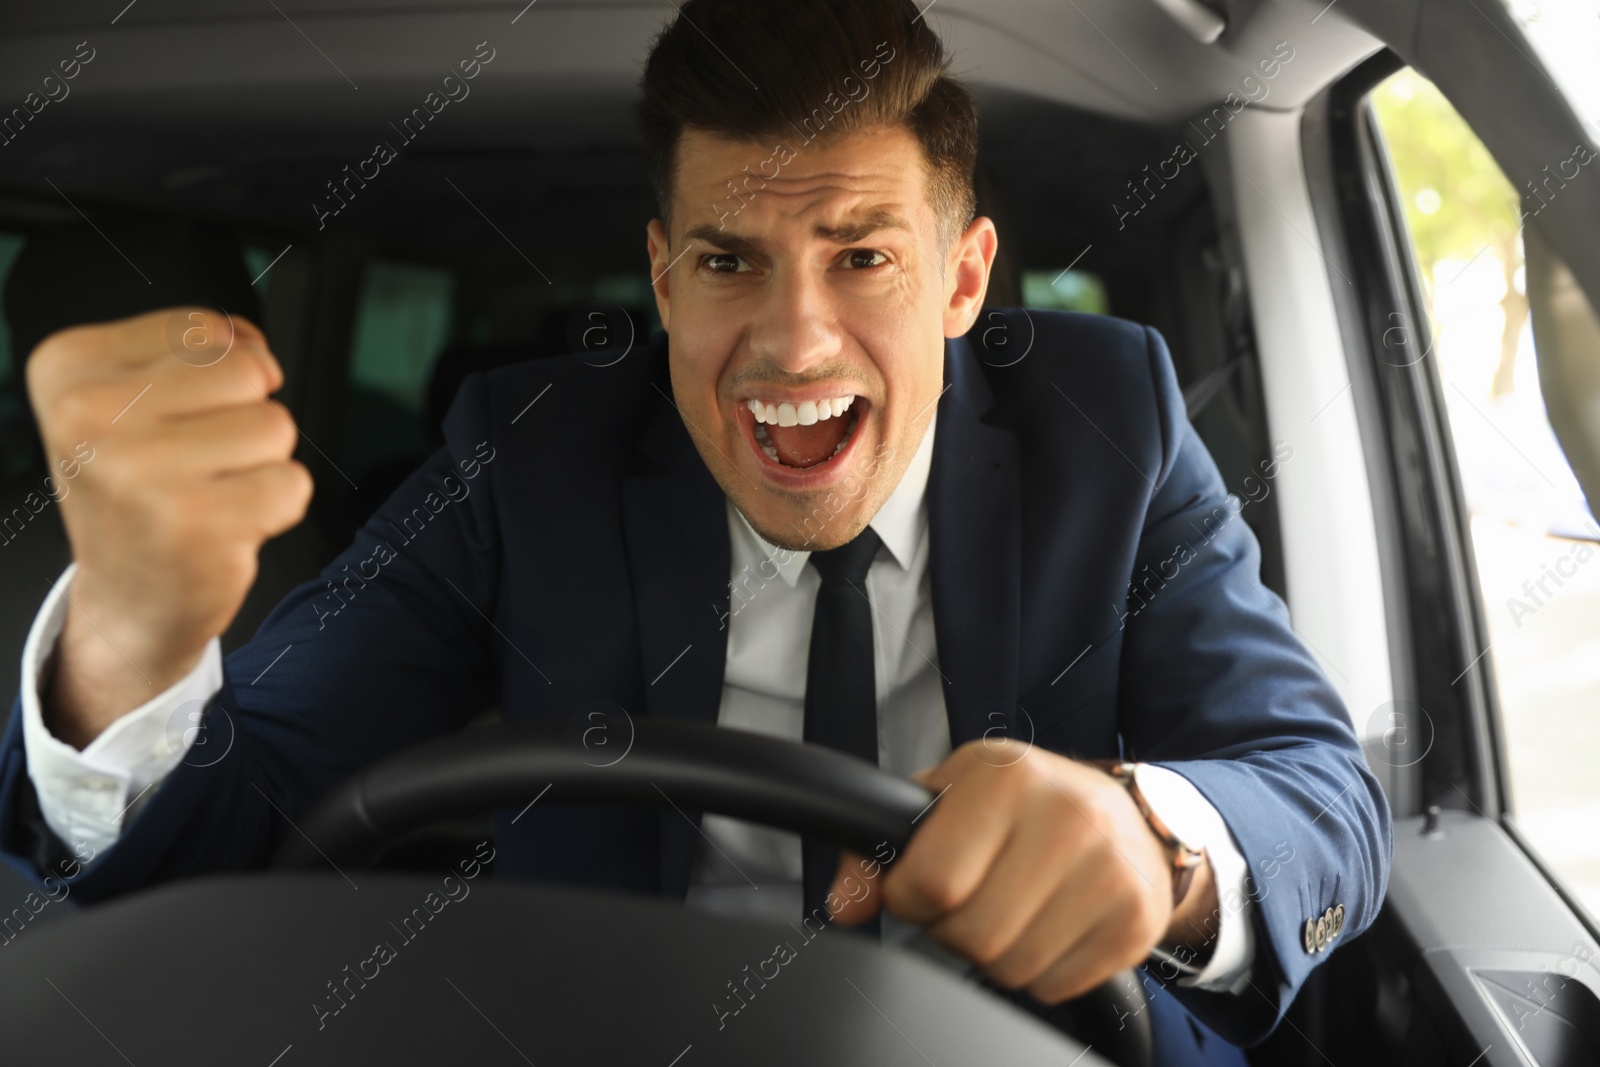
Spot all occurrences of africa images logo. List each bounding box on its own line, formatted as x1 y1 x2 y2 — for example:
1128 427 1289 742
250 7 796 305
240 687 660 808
1111 41 1295 231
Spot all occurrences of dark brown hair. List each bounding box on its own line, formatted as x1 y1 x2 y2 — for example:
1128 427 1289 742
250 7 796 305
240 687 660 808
635 0 978 250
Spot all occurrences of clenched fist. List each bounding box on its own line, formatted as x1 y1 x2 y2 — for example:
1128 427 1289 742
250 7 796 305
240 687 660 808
26 307 313 748
827 740 1219 1003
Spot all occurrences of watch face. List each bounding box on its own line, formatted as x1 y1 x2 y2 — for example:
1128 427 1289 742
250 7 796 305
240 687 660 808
1129 763 1208 855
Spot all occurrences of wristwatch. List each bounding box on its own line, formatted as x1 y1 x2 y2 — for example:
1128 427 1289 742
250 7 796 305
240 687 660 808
1085 760 1206 908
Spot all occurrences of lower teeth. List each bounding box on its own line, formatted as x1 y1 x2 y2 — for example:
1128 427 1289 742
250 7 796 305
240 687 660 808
754 422 778 460
753 409 858 467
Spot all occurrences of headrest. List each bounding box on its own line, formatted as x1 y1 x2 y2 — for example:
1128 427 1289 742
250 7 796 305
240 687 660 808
5 217 260 365
1 217 260 468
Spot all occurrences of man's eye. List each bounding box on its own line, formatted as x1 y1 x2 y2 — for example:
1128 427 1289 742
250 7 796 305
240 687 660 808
844 249 888 270
703 253 748 273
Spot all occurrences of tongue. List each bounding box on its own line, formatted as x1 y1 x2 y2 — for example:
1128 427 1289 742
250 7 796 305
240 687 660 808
767 415 851 468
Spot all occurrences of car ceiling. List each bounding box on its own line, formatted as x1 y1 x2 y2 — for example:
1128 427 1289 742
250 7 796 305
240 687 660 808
0 0 1381 272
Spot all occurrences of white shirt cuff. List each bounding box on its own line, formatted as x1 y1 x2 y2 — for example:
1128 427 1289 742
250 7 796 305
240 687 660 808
20 564 221 858
1137 763 1256 994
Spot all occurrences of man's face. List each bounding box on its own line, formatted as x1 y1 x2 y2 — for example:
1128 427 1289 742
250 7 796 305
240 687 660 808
646 124 996 551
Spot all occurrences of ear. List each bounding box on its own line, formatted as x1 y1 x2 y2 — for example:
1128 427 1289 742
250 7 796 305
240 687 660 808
942 216 999 338
646 218 673 333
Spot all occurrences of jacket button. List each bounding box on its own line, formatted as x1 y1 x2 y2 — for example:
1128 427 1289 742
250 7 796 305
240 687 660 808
1315 915 1329 951
1332 904 1345 936
1304 918 1318 954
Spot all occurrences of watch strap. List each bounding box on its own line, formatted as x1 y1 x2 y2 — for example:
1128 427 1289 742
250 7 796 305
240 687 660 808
1085 759 1206 908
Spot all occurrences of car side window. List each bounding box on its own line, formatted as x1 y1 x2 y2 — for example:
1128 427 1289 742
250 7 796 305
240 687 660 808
1369 69 1600 919
1022 267 1110 314
343 258 457 488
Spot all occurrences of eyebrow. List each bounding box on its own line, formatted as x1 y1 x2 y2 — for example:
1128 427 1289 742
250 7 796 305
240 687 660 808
680 213 913 257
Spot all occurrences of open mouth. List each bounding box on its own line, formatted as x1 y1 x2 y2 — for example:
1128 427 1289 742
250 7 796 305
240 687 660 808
737 394 867 475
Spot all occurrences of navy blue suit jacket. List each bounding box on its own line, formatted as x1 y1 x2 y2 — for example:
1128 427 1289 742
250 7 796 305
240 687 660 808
0 310 1391 1055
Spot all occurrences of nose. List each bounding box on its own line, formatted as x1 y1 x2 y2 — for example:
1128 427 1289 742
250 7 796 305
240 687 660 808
746 261 842 375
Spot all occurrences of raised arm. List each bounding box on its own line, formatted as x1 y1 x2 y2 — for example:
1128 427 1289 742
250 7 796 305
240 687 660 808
2 308 505 899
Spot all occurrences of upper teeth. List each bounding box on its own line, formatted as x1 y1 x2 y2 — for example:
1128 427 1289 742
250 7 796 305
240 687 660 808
747 396 855 426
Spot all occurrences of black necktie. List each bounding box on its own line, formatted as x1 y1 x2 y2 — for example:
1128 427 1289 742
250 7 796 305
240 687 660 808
801 526 883 938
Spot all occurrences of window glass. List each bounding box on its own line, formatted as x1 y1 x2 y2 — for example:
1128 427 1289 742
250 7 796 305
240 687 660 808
241 245 279 300
1022 269 1110 315
342 259 457 486
1501 1 1600 122
349 260 456 414
1371 70 1600 918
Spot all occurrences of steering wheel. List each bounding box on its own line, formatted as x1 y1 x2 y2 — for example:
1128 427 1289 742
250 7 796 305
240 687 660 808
273 714 1153 1067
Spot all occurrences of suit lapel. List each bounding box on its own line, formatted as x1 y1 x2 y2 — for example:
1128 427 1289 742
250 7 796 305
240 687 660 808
620 340 732 898
928 334 1024 749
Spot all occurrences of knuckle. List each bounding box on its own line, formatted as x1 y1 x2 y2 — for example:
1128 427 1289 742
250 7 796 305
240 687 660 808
258 462 315 535
241 340 280 387
264 404 298 454
24 342 65 398
51 380 121 434
881 870 937 919
911 871 967 916
228 313 264 344
954 738 988 765
1114 888 1164 954
1015 749 1056 792
32 322 97 366
963 928 1014 969
1122 933 1154 971
1078 785 1119 840
286 460 315 503
880 873 918 917
984 956 1026 988
1140 903 1169 948
48 386 95 431
1026 973 1069 1004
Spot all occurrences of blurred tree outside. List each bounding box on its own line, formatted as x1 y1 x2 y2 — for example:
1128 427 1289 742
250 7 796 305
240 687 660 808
1370 53 1600 923
1370 70 1526 396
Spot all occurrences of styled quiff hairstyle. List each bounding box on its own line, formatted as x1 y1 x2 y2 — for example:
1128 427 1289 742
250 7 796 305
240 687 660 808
635 0 978 251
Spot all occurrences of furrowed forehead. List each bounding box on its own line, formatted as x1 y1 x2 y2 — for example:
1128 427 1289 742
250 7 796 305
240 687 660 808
666 124 936 240
680 210 915 255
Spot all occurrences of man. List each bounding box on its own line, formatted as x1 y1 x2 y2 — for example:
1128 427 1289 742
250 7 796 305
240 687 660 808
1 0 1389 1062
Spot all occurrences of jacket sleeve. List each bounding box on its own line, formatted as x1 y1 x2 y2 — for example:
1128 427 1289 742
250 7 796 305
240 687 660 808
1119 325 1393 1046
0 373 505 901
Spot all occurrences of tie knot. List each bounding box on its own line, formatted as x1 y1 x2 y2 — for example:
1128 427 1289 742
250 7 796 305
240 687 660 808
809 527 882 586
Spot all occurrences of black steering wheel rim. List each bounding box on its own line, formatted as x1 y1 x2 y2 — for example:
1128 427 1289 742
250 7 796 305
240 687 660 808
271 714 1153 1067
272 713 934 870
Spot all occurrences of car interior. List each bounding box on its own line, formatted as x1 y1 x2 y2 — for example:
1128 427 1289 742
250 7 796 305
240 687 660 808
0 0 1597 1064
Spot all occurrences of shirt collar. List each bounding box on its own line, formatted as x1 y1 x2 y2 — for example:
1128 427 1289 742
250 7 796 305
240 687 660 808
731 410 937 589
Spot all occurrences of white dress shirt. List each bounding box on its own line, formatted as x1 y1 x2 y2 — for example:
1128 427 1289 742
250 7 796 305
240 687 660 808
18 412 1253 992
